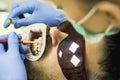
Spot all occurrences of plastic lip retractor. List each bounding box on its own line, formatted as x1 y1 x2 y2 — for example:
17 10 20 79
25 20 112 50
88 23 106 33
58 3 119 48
21 23 48 61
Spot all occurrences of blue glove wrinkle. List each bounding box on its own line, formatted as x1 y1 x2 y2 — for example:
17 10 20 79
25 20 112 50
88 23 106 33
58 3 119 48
12 2 20 10
12 2 22 10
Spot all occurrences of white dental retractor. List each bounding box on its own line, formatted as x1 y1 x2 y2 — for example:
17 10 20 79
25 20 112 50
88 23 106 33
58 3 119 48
21 23 47 61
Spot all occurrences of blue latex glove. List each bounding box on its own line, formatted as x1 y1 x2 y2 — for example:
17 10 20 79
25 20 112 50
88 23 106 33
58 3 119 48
0 32 27 80
4 0 66 28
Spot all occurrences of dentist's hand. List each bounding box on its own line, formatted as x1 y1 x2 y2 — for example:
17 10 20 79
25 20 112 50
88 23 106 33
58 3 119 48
4 0 66 28
0 32 27 80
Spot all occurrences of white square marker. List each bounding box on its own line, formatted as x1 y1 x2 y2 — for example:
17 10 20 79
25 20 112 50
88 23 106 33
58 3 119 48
59 50 63 58
69 42 79 53
70 55 80 67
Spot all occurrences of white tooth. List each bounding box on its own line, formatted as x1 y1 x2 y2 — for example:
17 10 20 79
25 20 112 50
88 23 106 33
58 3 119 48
33 49 36 51
34 39 38 41
35 47 37 49
34 47 37 50
38 37 42 41
37 48 40 50
38 46 41 48
37 45 40 47
34 44 37 46
38 48 40 51
31 36 42 56
33 48 36 51
35 51 38 54
38 49 41 52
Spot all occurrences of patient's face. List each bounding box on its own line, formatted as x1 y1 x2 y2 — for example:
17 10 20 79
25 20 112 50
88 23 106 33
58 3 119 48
22 18 120 80
24 26 68 80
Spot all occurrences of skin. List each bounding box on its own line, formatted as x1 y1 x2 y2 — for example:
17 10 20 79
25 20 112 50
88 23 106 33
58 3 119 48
53 0 120 80
25 0 120 80
25 27 68 80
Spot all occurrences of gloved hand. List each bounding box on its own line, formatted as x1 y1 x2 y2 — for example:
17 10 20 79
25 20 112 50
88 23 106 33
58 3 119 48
0 32 27 80
4 0 66 28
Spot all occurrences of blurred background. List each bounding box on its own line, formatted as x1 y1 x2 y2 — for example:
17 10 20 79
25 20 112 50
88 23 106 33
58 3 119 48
0 0 53 12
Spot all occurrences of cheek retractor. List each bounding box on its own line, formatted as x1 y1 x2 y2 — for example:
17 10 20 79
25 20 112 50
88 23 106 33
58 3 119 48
21 23 47 61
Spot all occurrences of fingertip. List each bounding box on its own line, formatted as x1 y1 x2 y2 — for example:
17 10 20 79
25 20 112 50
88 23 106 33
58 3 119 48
14 23 21 28
3 23 9 28
18 35 22 40
19 44 28 54
9 32 21 40
9 32 17 36
8 32 18 42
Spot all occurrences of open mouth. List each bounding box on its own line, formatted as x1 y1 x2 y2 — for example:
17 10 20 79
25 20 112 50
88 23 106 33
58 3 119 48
21 23 48 61
28 30 42 55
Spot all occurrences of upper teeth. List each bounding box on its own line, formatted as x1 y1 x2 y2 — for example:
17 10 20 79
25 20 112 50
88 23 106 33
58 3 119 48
33 37 42 55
